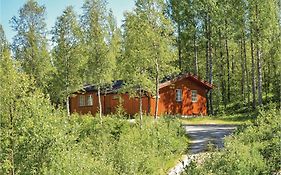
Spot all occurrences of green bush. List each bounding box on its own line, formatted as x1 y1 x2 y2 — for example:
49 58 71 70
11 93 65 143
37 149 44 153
184 107 281 175
1 100 188 175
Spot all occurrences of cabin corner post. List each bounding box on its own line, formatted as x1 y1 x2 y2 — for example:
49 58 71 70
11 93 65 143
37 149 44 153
97 86 102 120
139 87 143 127
205 88 211 115
66 95 70 117
147 95 151 115
154 73 159 120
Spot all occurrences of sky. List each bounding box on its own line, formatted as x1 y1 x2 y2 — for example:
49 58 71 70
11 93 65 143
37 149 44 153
0 0 135 43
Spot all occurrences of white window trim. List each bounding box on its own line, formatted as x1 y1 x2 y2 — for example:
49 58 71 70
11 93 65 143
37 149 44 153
191 90 197 102
176 89 182 102
79 95 85 107
152 95 160 99
87 95 93 106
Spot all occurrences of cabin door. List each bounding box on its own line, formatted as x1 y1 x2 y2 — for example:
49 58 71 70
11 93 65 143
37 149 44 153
104 95 112 114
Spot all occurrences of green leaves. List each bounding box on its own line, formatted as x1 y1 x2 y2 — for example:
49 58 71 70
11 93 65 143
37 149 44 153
1 109 188 174
122 0 176 94
81 0 116 87
51 6 85 109
11 0 52 94
0 47 59 174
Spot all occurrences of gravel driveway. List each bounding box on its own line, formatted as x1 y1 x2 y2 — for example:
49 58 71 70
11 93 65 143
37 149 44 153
168 124 237 175
183 124 237 154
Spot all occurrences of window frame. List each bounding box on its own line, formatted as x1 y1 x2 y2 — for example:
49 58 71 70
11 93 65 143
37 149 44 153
175 89 182 102
79 95 85 107
191 90 197 102
86 95 93 106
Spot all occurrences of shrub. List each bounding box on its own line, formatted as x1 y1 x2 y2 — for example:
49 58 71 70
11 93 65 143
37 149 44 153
1 104 188 175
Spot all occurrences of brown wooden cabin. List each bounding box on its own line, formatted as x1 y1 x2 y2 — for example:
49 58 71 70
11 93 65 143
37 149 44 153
70 73 213 116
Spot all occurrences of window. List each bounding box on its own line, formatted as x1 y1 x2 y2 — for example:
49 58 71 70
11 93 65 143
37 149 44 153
152 95 160 99
87 95 93 106
176 89 182 102
192 90 197 102
112 95 119 100
79 95 85 106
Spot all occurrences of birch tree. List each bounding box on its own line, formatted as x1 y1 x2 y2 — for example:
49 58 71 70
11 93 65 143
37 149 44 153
0 25 7 57
81 0 116 119
122 12 154 123
51 6 85 116
11 0 52 93
137 0 176 119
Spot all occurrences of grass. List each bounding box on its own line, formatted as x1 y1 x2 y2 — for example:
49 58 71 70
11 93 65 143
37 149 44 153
179 112 256 125
163 154 187 174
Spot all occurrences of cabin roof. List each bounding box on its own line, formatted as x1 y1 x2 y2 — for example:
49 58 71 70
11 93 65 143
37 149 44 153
159 73 213 90
79 73 212 94
81 80 124 93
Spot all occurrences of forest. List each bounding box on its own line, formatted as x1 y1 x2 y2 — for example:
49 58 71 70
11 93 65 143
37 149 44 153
0 0 280 174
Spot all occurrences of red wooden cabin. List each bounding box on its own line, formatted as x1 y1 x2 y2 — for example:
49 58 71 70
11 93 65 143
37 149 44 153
70 73 213 116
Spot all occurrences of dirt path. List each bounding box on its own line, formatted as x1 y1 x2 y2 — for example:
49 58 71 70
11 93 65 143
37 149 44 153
168 124 237 175
183 124 237 153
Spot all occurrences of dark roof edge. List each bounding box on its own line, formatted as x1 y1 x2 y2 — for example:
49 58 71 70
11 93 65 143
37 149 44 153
159 73 213 90
75 73 213 94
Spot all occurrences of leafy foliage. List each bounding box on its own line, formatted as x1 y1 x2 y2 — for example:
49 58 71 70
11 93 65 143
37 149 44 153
51 6 85 115
1 96 188 174
11 0 52 93
167 0 281 112
80 0 118 117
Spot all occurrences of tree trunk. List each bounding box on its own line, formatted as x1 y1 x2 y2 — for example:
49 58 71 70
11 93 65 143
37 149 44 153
177 22 182 70
243 32 251 108
97 86 102 120
257 43 262 106
193 29 198 75
240 39 245 102
256 4 262 106
66 95 70 117
219 29 226 108
250 26 256 109
205 16 209 81
154 61 159 120
205 14 210 113
225 26 230 103
265 59 270 101
208 15 213 115
139 87 143 127
9 103 15 175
